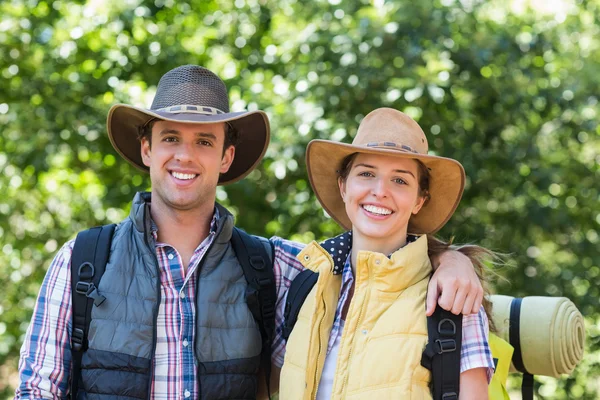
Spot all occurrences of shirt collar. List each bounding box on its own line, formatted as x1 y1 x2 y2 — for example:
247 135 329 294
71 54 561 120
320 231 421 275
150 206 220 241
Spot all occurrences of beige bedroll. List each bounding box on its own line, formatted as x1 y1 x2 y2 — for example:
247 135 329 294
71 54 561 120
489 295 585 377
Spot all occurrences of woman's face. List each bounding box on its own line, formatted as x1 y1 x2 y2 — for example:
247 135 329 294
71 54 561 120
339 153 426 247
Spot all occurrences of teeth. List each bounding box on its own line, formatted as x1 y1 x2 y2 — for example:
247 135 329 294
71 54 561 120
172 171 197 180
363 205 392 215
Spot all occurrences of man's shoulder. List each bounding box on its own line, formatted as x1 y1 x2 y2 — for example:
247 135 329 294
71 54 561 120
268 236 306 258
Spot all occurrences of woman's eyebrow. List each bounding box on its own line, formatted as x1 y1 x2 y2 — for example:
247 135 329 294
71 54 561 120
354 163 415 178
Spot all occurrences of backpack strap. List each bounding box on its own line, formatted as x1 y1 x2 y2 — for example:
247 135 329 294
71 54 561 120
421 306 463 400
230 227 276 399
282 268 318 341
509 297 534 400
70 224 116 398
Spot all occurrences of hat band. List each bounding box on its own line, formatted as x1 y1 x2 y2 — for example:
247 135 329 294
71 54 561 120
365 141 420 154
154 105 226 115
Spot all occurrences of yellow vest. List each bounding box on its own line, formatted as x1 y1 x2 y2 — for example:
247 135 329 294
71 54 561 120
280 235 433 400
488 333 513 400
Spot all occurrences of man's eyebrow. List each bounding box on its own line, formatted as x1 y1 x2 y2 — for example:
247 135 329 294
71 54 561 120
159 129 181 136
354 163 416 178
158 130 218 140
195 132 217 140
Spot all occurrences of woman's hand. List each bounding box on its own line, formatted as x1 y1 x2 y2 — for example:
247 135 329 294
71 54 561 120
426 250 484 316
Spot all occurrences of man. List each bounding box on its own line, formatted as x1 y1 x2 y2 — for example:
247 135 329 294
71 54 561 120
15 65 486 399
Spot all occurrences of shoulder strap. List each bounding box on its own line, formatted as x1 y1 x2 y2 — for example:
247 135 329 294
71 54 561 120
230 227 276 398
70 224 116 397
282 268 318 341
421 306 463 400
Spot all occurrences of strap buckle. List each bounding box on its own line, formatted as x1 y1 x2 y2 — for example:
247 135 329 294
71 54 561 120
435 338 457 353
438 318 457 336
249 255 266 270
75 281 107 307
72 327 85 351
442 392 458 400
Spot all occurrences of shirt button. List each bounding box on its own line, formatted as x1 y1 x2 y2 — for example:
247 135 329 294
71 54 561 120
179 291 186 299
375 259 381 265
184 390 191 398
183 339 189 347
168 253 174 260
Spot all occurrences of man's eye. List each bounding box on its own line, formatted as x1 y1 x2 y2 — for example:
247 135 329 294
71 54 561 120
164 137 177 142
199 140 212 146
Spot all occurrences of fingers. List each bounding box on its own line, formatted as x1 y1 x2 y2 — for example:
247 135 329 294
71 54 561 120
471 287 484 314
437 277 458 314
426 277 440 316
452 281 469 315
461 287 476 315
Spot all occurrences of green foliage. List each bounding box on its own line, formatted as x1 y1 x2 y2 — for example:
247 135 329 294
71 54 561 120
1 0 598 397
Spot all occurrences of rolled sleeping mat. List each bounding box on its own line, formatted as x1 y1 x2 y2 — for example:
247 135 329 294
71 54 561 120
489 295 585 377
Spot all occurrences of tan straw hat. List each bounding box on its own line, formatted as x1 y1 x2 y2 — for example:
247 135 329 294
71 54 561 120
107 65 270 185
306 108 465 234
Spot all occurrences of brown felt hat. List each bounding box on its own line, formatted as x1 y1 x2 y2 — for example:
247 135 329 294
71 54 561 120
107 65 270 185
306 108 465 234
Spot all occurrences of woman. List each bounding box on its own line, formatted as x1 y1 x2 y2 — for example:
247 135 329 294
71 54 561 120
279 108 494 399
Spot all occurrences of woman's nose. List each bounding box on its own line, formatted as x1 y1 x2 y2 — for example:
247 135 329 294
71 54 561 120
370 178 389 197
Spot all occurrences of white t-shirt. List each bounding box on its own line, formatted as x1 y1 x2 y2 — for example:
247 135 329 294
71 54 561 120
316 320 344 400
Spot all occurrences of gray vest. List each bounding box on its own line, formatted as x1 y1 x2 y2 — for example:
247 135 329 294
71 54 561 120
77 192 263 399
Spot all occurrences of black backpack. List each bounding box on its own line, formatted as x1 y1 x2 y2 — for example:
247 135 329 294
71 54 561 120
70 224 276 398
282 267 463 400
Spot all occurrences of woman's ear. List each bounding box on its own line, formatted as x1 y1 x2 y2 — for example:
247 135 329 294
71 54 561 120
338 176 347 202
412 194 427 215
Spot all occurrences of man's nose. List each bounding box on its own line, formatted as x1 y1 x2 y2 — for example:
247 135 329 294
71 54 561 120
175 142 195 162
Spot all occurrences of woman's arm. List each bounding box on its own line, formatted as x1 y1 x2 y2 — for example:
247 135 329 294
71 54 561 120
427 250 484 316
459 367 489 400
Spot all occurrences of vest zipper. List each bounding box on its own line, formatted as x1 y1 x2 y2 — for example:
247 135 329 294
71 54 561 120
338 281 369 397
311 249 336 400
312 296 329 400
144 204 161 400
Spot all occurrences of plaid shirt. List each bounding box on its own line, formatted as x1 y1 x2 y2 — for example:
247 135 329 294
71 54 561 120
16 210 219 399
16 224 492 399
270 236 495 379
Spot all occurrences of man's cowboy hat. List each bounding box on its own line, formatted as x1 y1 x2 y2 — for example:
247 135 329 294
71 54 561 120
306 108 465 234
107 65 270 185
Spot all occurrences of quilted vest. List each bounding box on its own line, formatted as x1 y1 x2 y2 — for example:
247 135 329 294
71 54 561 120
280 234 433 400
77 192 262 400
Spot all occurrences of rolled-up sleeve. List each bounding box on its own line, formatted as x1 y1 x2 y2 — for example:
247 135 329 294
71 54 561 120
460 306 495 382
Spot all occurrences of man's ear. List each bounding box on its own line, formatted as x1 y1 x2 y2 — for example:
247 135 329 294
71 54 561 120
141 138 151 167
220 145 235 173
338 176 347 202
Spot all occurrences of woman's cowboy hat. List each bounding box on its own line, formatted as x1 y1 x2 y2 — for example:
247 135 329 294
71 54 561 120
107 65 270 185
306 108 465 234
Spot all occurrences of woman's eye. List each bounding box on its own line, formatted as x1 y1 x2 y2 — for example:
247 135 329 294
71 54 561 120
394 178 407 185
358 171 374 177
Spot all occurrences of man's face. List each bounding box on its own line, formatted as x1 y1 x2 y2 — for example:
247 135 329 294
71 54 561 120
140 120 234 213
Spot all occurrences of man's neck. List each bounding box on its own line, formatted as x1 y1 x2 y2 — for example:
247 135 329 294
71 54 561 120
150 199 216 268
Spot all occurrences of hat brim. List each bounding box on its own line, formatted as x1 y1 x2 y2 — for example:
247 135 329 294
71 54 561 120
306 140 465 234
107 104 270 185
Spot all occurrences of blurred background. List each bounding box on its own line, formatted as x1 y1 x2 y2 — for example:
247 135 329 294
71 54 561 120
0 0 598 398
